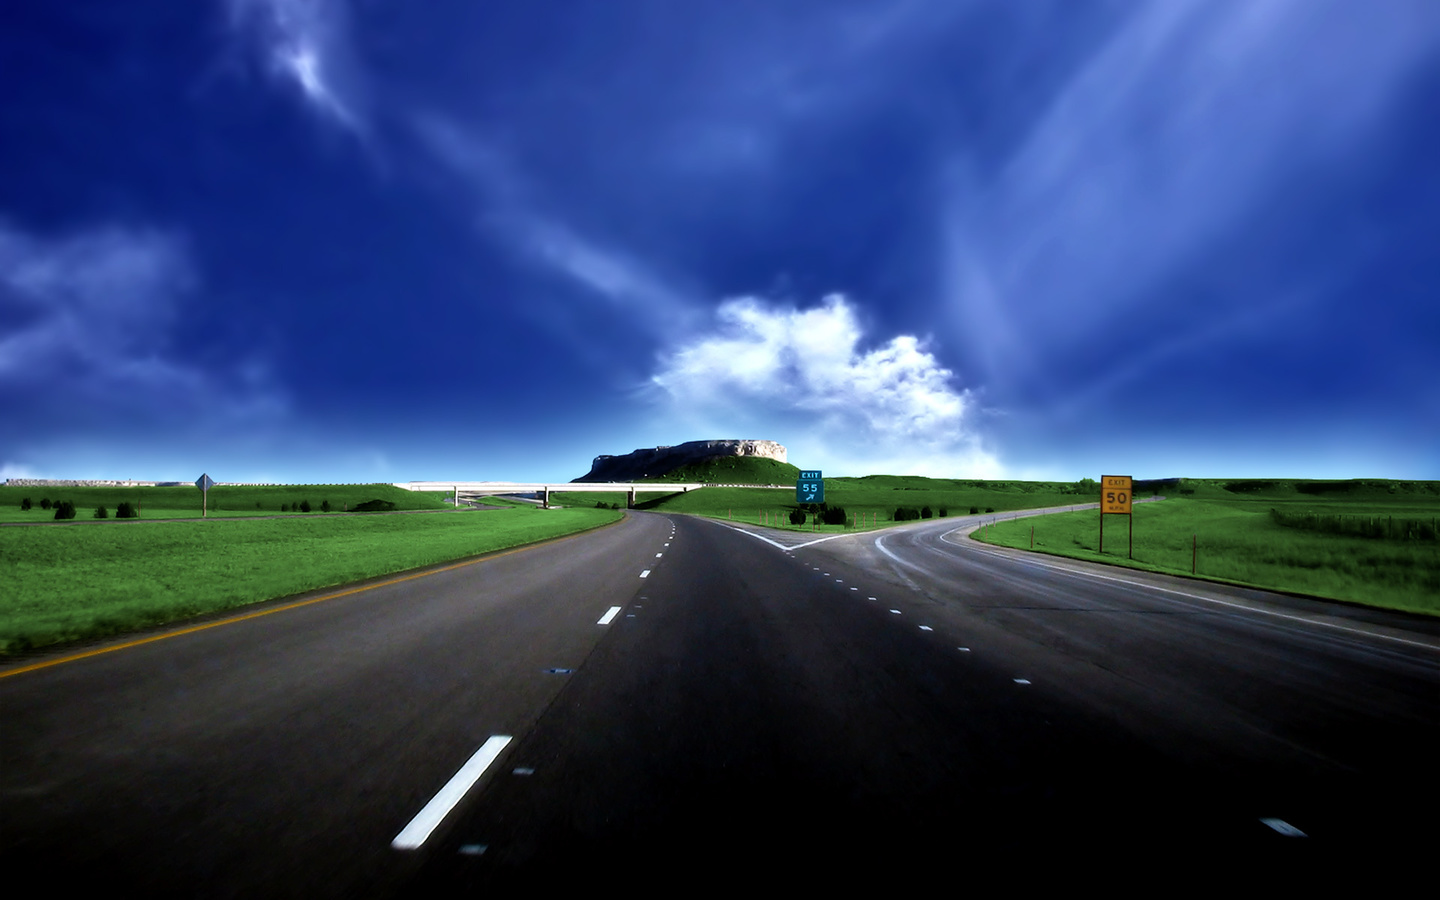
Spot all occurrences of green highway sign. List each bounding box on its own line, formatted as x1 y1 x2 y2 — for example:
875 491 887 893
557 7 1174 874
797 470 823 504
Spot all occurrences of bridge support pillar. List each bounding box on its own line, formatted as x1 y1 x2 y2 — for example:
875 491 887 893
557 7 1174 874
542 487 550 509
628 487 637 509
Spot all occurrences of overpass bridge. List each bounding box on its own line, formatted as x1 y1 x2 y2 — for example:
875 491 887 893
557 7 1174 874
397 481 715 509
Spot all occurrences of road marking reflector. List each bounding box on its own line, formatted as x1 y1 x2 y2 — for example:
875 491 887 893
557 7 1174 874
597 606 622 625
392 735 512 850
1260 818 1306 837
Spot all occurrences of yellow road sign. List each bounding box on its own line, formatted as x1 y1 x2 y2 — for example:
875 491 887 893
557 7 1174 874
1102 475 1132 514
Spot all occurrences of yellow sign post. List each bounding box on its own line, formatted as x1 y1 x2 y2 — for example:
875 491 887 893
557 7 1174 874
1100 475 1133 558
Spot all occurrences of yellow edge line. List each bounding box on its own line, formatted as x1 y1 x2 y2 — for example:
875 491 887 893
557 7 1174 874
0 515 629 681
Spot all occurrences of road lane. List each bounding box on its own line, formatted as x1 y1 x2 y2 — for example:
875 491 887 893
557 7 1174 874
0 511 668 896
3 508 1435 893
414 512 1439 891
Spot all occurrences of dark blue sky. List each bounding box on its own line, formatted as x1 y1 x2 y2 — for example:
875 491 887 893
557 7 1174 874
2 1 1437 483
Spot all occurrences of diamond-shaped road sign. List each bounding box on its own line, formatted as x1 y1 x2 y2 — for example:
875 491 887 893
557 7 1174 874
195 473 216 492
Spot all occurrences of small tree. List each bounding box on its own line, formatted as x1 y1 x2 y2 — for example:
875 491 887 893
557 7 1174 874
322 499 332 512
921 506 933 519
821 506 847 525
300 500 312 513
20 497 31 511
40 498 52 510
985 507 994 514
94 505 109 519
54 500 76 520
789 508 807 525
969 506 979 515
938 507 948 517
281 503 289 512
116 501 137 519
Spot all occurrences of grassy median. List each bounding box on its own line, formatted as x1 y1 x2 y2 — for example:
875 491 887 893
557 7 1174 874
0 506 623 655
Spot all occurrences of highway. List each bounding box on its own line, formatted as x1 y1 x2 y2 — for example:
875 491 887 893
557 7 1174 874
2 509 1436 893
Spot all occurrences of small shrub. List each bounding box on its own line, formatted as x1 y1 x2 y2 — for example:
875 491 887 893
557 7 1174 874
300 500 312 513
821 506 847 525
969 506 979 515
938 507 948 517
54 500 76 520
985 507 994 514
116 501 137 519
20 497 32 511
352 499 397 512
789 508 807 525
322 499 332 512
281 503 289 512
256 501 262 509
921 506 933 519
93 505 109 519
40 498 52 510
893 507 920 521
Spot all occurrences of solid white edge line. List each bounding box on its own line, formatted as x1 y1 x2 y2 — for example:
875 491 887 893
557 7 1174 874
392 735 512 850
940 529 1439 651
597 606 622 625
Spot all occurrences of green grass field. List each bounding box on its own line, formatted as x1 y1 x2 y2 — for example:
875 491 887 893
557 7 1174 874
553 475 1103 533
972 479 1440 616
0 505 622 655
0 483 451 523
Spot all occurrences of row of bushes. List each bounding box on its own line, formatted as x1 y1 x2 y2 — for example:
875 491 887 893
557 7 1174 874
20 497 393 518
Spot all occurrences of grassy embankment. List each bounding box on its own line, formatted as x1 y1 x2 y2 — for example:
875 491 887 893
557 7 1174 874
972 478 1440 616
0 494 623 655
0 482 453 523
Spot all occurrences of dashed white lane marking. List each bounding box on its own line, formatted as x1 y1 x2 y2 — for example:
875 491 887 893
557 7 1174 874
835 579 842 582
640 569 651 578
664 542 670 547
655 553 663 558
890 609 902 615
1260 818 1307 837
957 647 971 652
392 735 513 850
850 587 858 591
458 844 487 856
1013 678 1031 685
597 606 622 625
868 596 877 601
512 767 535 776
919 625 933 631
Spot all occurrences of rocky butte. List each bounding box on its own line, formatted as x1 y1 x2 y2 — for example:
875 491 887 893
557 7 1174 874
574 440 788 483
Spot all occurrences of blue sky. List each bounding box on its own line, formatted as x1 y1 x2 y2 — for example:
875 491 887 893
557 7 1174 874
2 0 1437 484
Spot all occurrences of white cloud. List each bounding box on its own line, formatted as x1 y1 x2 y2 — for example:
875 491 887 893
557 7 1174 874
650 295 1000 477
226 0 366 133
0 220 288 427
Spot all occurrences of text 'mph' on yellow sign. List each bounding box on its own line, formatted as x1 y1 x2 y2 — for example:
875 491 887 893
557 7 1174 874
1101 475 1133 514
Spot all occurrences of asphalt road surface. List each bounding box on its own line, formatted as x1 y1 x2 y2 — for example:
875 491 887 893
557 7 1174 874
2 510 1436 894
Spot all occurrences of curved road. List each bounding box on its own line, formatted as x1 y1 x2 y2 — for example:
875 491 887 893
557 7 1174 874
1 509 1435 892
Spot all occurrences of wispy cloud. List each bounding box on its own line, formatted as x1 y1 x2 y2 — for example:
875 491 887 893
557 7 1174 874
412 113 699 334
0 220 288 429
650 295 999 477
225 0 366 134
946 0 1440 398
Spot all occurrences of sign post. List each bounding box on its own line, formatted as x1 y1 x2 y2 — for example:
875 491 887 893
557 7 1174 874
1100 475 1133 558
196 473 216 519
796 470 823 505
